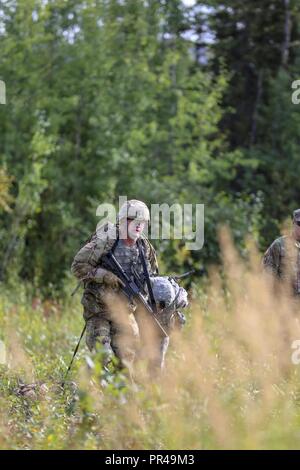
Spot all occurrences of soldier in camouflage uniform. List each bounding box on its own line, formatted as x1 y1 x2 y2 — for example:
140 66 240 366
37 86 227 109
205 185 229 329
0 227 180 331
263 209 300 296
71 200 159 373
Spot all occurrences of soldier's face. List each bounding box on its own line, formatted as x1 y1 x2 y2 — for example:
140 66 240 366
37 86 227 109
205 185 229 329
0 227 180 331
127 218 146 240
293 220 300 241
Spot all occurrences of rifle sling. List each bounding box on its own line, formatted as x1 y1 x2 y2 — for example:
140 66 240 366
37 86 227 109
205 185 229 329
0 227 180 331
137 239 157 313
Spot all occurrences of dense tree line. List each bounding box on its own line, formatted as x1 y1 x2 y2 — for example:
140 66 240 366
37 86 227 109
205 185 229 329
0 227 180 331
0 0 300 295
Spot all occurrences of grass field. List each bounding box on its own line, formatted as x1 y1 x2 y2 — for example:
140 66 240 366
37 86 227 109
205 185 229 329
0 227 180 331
1 234 300 450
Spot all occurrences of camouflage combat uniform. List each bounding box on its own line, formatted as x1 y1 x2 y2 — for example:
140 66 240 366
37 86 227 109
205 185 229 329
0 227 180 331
147 276 189 371
71 221 159 368
263 235 300 296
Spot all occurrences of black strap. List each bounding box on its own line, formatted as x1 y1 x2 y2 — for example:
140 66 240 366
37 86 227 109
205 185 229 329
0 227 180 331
137 238 157 314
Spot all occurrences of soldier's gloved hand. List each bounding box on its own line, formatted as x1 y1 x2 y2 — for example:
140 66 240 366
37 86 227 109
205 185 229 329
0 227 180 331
93 267 120 288
103 272 121 289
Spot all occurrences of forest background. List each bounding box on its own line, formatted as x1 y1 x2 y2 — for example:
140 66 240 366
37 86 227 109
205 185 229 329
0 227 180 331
1 0 300 295
1 0 300 450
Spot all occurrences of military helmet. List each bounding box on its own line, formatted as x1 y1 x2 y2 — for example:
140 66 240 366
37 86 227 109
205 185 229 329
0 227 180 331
118 199 150 222
151 276 176 310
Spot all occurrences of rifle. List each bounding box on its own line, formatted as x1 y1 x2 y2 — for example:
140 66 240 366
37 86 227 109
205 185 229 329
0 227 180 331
101 251 169 338
169 269 195 282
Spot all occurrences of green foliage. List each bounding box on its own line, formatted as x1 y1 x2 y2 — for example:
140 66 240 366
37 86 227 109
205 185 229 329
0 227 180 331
0 0 300 293
0 1 262 293
0 167 14 212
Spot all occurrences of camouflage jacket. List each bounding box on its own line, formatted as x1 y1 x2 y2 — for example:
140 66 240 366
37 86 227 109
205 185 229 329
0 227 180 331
262 235 300 295
71 222 159 318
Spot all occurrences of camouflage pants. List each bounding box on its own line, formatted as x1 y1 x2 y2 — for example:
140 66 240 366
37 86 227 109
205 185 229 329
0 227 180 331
85 313 140 370
80 284 139 371
81 285 171 374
